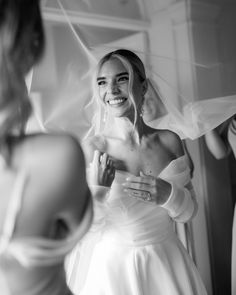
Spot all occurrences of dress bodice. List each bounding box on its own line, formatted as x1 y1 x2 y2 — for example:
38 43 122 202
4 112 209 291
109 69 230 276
66 155 205 295
92 155 192 246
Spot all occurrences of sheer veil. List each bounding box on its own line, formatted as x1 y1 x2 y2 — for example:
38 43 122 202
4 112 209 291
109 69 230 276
27 0 236 142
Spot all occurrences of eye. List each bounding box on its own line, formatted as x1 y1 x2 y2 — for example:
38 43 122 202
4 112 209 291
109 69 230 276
97 80 106 86
117 76 129 83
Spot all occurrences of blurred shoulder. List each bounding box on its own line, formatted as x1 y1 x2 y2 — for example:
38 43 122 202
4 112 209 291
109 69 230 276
31 132 83 154
19 133 85 172
12 133 89 233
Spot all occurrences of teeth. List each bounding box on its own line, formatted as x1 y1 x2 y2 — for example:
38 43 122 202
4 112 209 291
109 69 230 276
108 98 126 105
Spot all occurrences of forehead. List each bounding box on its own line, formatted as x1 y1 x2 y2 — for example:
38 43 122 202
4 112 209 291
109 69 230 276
98 58 127 78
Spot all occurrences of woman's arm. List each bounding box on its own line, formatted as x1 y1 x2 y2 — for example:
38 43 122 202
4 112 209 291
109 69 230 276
159 130 197 222
123 174 197 223
160 180 197 222
182 140 194 178
205 129 229 160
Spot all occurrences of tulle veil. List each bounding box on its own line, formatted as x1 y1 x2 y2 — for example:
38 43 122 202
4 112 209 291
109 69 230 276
27 0 236 143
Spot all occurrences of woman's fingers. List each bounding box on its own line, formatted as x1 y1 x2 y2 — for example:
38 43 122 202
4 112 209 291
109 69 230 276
124 188 153 202
107 158 113 167
93 150 102 166
123 173 157 202
94 151 110 168
125 175 155 186
101 152 108 167
123 182 153 192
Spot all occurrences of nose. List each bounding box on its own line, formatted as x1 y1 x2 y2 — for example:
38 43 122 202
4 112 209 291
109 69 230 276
107 81 120 94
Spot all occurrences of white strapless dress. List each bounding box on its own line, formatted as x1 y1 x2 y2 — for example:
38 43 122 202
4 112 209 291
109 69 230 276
67 156 207 295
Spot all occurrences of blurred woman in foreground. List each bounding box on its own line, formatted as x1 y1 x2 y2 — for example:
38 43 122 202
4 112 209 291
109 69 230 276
0 1 92 294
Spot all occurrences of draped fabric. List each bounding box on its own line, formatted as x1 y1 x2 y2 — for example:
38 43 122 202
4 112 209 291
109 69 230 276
26 0 236 143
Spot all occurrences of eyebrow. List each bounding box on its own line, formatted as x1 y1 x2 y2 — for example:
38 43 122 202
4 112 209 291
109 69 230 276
97 71 128 81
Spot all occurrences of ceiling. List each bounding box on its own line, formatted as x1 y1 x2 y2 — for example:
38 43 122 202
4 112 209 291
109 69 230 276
42 0 147 20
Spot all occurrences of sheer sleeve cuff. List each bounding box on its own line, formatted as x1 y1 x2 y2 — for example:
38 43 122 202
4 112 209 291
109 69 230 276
160 183 197 223
89 185 110 202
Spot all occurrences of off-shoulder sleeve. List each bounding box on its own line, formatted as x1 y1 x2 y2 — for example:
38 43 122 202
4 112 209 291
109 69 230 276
159 156 197 223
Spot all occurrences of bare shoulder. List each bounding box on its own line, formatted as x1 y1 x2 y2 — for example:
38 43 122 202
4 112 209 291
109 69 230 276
22 133 85 171
18 133 86 199
151 129 184 158
10 133 89 234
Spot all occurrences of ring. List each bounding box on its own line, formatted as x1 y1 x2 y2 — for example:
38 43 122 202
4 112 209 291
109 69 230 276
142 191 152 201
131 190 152 201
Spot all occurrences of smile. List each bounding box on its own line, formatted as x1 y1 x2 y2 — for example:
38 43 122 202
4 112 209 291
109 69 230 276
107 97 127 106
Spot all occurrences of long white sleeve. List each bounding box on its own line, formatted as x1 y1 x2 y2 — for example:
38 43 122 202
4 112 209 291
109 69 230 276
159 155 198 223
161 181 197 223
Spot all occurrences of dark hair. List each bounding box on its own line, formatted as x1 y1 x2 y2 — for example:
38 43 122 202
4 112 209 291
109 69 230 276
93 49 147 127
0 0 45 140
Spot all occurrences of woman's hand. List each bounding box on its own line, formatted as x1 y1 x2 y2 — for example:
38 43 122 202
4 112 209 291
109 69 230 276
123 171 171 205
91 150 115 187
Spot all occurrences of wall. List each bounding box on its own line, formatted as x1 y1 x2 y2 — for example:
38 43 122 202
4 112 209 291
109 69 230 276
147 1 236 294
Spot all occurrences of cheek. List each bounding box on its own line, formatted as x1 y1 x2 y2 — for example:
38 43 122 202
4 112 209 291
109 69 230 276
121 83 129 94
98 86 105 97
98 88 107 104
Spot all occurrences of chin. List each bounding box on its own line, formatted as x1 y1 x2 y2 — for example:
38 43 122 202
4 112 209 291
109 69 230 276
109 106 131 118
110 111 126 118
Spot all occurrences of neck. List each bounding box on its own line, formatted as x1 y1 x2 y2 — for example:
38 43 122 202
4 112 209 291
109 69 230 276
113 116 146 144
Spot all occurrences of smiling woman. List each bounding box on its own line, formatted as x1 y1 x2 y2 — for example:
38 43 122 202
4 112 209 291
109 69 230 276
66 49 208 295
96 58 143 119
89 49 148 140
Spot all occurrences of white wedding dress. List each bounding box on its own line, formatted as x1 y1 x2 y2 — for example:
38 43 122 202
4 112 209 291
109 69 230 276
67 155 207 295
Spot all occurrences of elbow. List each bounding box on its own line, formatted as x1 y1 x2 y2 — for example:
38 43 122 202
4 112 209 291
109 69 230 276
181 198 198 223
161 183 198 223
172 186 198 223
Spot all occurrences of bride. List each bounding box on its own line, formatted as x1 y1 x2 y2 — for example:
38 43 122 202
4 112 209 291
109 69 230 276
67 49 208 295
